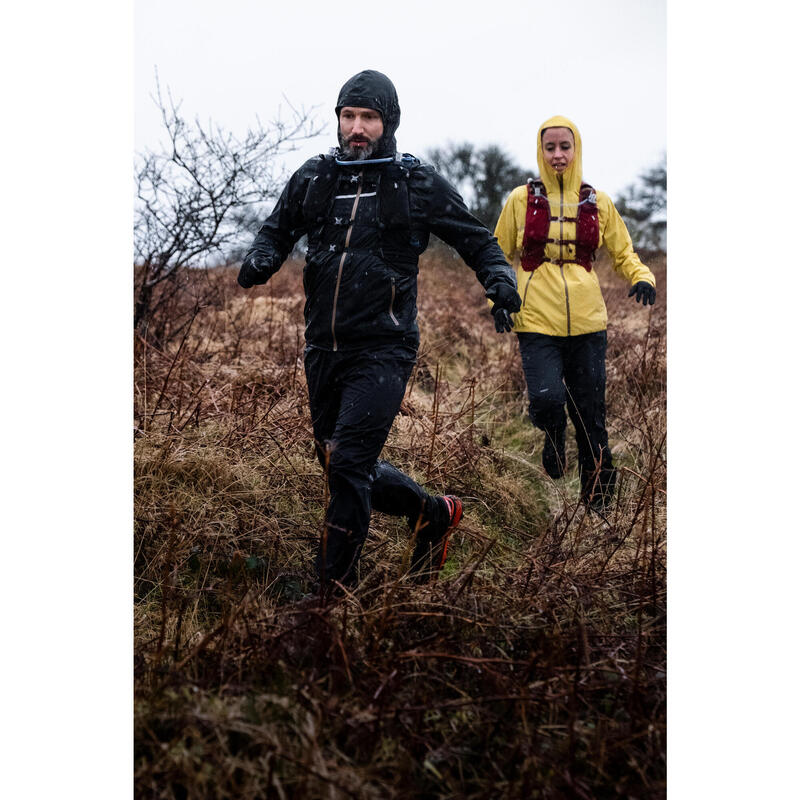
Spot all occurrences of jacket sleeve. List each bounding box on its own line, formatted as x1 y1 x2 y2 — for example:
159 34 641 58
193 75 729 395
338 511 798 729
493 187 525 264
424 170 517 297
243 161 313 277
598 192 656 288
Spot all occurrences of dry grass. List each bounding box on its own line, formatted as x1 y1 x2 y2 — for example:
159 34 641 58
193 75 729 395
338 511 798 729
134 251 666 799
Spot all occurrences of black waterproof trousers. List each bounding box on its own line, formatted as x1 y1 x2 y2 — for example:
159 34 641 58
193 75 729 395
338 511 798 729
304 344 449 585
517 331 616 504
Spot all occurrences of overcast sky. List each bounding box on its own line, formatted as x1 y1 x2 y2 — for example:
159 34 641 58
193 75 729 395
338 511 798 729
135 0 665 199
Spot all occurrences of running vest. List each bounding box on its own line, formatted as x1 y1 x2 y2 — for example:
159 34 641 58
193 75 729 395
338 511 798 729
301 153 416 252
520 178 600 272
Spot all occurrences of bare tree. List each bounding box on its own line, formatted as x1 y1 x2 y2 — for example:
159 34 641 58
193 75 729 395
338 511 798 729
134 78 324 344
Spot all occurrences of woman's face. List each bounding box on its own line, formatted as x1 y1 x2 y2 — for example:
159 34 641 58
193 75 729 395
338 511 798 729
541 127 575 174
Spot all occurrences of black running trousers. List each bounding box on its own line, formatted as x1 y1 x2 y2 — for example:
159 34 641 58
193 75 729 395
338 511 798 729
304 344 437 584
517 331 613 480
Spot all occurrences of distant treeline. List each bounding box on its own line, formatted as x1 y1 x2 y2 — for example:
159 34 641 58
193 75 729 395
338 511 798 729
134 89 665 344
425 142 665 258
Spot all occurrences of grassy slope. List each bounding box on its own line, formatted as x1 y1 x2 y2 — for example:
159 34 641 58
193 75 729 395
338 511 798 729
134 250 666 799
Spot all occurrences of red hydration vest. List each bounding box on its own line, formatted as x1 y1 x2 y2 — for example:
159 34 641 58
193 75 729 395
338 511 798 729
520 178 600 272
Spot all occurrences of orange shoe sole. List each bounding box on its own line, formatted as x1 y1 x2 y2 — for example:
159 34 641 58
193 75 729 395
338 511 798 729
436 496 463 570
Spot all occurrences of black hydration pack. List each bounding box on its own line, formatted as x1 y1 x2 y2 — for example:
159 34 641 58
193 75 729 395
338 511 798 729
301 152 421 256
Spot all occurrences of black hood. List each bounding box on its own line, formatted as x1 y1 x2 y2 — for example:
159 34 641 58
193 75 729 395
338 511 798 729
335 70 400 157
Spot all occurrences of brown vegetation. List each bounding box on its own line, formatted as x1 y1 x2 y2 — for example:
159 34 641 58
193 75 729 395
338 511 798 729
134 251 666 799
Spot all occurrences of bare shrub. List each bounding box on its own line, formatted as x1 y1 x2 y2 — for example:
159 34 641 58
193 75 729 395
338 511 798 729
134 77 323 346
134 252 666 798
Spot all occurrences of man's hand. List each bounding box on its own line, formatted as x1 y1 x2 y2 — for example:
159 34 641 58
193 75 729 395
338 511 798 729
487 282 521 333
492 307 514 333
628 281 656 305
488 282 522 313
237 253 274 288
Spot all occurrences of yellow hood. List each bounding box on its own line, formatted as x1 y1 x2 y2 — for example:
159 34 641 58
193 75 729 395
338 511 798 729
493 113 655 336
536 115 583 196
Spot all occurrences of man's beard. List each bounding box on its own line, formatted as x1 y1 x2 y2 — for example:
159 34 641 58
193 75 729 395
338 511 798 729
338 132 380 161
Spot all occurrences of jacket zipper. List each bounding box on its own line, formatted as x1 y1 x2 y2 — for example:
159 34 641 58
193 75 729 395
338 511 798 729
388 277 399 325
521 271 534 308
558 175 571 336
331 170 364 351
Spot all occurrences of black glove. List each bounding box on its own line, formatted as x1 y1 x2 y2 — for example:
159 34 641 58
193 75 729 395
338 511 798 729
492 307 514 333
628 281 656 305
237 253 275 288
487 282 522 314
487 282 521 334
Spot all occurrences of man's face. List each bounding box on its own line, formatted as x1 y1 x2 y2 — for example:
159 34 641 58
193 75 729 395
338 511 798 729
338 106 384 160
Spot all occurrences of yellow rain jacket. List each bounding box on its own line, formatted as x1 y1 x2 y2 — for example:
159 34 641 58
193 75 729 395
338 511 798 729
493 115 655 337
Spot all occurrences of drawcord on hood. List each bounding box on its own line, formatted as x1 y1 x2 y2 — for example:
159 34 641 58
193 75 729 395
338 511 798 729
335 69 401 158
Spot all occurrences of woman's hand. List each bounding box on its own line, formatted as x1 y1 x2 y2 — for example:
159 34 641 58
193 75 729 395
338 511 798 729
628 281 656 305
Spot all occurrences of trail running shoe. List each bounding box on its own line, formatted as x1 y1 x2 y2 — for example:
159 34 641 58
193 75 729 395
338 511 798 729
409 495 463 581
431 495 463 572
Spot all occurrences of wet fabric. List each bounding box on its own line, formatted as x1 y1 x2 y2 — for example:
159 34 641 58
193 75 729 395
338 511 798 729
246 154 516 350
241 70 516 585
304 345 445 584
517 331 615 504
493 115 655 336
304 165 416 351
243 69 514 352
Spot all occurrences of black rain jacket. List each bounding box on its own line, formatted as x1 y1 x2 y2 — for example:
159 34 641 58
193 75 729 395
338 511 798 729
242 70 517 351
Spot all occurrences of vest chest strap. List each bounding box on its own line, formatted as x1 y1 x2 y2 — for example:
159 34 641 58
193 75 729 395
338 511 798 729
520 179 600 273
